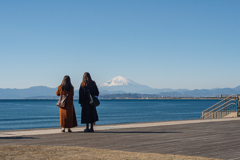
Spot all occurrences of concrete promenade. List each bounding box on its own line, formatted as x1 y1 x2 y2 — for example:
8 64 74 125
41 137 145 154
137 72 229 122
1 118 240 159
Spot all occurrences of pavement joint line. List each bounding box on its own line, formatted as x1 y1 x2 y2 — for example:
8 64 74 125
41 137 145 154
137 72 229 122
1 117 240 137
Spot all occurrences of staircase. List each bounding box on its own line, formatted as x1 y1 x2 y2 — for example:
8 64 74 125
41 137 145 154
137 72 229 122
201 95 238 119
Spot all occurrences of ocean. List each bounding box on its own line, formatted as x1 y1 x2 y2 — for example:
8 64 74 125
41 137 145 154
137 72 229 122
0 99 220 131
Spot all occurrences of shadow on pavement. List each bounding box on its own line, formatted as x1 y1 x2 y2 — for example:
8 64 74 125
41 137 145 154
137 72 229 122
0 137 37 139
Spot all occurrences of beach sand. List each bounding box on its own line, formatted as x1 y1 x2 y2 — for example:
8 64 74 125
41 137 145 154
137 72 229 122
224 112 237 118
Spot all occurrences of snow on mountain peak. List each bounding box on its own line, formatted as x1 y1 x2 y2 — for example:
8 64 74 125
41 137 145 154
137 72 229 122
100 76 139 87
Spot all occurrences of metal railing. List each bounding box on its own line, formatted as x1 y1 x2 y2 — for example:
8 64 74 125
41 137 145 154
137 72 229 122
201 95 238 119
238 95 240 117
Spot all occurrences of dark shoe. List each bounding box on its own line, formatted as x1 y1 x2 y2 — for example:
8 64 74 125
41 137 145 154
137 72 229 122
89 128 94 132
61 129 65 132
68 129 72 132
84 129 89 132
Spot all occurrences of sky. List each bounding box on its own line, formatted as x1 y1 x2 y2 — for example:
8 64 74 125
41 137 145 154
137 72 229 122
0 0 239 90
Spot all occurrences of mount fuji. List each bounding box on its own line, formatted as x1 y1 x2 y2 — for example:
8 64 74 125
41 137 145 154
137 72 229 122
98 76 156 94
98 76 240 96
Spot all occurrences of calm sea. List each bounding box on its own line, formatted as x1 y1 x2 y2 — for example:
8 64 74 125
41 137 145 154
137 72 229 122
0 99 220 131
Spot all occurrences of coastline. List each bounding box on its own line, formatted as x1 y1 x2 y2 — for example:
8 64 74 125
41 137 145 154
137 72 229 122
0 97 228 100
100 97 227 100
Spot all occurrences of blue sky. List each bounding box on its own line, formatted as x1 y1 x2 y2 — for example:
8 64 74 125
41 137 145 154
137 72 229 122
1 0 239 90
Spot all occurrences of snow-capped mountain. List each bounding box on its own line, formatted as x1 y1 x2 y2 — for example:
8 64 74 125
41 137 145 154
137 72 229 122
99 76 154 94
98 75 240 95
100 76 139 87
98 76 194 94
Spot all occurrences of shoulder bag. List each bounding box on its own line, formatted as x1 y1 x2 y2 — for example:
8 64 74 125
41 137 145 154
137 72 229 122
87 89 100 107
56 94 68 108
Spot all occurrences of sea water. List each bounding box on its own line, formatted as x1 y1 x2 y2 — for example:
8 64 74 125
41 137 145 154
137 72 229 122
0 99 220 131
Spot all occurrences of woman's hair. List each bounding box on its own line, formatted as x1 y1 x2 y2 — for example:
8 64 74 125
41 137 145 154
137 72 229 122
61 75 72 91
81 72 95 87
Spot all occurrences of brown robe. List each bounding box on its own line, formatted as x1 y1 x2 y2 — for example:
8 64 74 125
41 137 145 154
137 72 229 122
56 85 78 128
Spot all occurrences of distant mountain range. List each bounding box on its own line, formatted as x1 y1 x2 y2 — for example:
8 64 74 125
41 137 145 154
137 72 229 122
98 76 240 97
0 76 240 99
0 86 58 99
99 76 191 94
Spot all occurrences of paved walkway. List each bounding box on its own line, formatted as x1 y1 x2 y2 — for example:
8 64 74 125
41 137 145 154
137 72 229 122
1 118 240 160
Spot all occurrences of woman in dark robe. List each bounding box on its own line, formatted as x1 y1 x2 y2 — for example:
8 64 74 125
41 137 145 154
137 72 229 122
56 75 78 132
79 72 99 132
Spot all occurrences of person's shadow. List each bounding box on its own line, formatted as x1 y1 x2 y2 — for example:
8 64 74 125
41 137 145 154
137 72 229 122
0 137 37 139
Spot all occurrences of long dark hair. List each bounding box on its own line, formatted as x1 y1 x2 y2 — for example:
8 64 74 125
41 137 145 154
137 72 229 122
61 75 72 91
81 72 95 87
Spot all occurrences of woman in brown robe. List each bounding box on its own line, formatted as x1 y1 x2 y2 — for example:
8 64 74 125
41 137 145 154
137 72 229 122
56 75 78 132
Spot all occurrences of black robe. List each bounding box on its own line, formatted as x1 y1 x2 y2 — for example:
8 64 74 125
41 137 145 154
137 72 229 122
79 84 99 124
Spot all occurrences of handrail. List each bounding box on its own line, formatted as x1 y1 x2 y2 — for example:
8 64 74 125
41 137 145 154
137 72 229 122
202 94 237 113
202 102 236 119
218 103 236 112
201 95 237 119
203 100 235 115
201 99 236 118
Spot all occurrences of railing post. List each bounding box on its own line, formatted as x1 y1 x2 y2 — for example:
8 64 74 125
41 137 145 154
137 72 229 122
237 95 240 117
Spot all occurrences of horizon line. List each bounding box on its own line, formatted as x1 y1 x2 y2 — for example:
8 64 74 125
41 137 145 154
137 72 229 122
0 85 239 91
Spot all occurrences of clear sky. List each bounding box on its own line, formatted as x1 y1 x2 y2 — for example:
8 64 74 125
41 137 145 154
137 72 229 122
1 0 239 90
